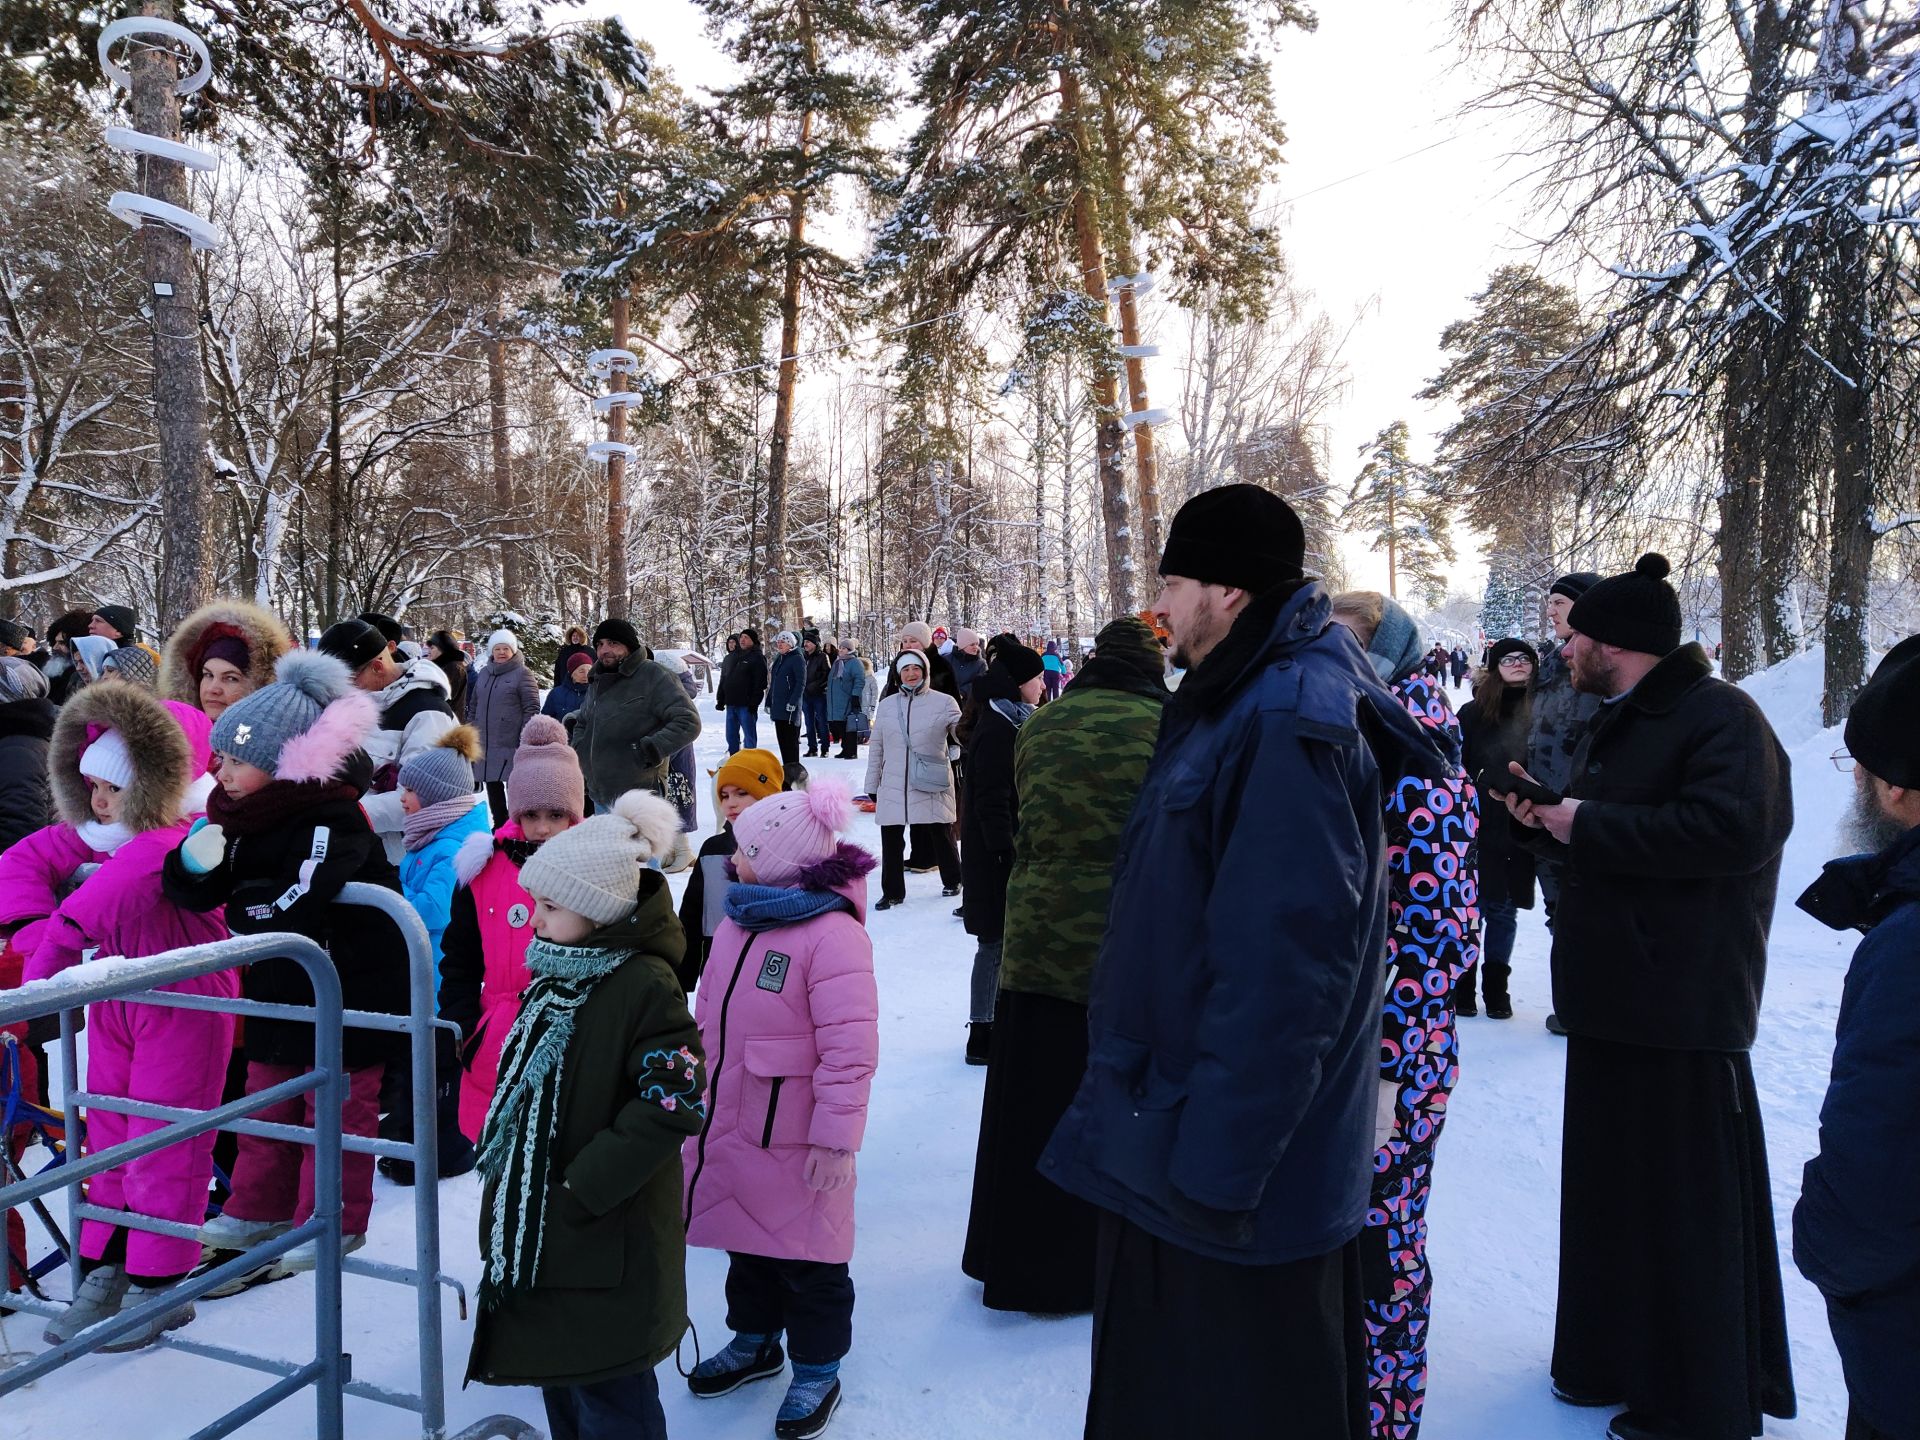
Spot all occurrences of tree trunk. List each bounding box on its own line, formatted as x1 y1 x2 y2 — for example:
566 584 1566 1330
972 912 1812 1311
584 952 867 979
1823 222 1874 726
1098 96 1163 581
606 287 630 616
1717 344 1765 681
485 298 520 608
325 170 347 622
132 0 212 631
1385 477 1398 599
1059 67 1133 619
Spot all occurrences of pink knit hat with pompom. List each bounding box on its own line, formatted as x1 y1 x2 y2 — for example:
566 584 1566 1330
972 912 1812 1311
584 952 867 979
506 714 586 821
732 778 870 888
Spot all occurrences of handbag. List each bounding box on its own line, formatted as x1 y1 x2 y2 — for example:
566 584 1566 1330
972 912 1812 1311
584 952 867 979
908 744 951 793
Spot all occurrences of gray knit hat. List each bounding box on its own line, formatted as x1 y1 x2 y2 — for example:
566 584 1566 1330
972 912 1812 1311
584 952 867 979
519 790 682 925
209 649 375 780
0 656 49 703
398 724 481 807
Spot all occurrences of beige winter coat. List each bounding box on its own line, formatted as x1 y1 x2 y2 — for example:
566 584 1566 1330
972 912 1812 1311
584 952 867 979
863 686 961 827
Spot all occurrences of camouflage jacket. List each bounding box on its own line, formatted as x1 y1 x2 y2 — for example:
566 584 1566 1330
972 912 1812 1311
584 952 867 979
1526 641 1601 794
998 650 1165 1006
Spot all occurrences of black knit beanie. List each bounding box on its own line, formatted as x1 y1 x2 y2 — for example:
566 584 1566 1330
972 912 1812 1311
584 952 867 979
1548 572 1602 602
1487 637 1539 671
1567 553 1683 656
357 611 403 646
1158 484 1306 594
594 618 642 653
1845 634 1920 789
317 618 387 670
994 641 1045 686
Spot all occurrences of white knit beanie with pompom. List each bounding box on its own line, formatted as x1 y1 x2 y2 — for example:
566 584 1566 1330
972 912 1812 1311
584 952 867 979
519 789 682 924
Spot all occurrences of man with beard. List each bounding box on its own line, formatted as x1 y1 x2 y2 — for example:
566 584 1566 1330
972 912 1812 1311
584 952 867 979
1793 634 1920 1440
1500 554 1796 1440
1041 484 1450 1440
569 618 702 811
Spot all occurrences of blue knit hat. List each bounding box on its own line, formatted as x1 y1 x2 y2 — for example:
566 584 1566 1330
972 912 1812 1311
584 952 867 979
398 724 481 807
209 649 375 780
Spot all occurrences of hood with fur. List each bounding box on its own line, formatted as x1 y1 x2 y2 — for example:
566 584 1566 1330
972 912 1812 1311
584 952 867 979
159 598 294 708
50 680 207 832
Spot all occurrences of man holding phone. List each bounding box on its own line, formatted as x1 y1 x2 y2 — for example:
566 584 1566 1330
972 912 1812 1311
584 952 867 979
1500 553 1796 1440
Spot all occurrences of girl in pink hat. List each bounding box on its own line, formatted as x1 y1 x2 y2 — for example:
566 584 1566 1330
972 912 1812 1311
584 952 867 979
681 779 878 1439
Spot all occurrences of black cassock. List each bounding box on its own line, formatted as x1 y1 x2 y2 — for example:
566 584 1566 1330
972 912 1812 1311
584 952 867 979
1553 1035 1797 1439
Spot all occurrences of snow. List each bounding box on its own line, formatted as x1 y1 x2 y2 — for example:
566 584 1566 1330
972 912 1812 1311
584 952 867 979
2 666 1866 1438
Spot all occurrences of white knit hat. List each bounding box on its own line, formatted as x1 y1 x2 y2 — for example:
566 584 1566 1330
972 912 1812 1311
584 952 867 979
78 728 135 790
519 789 682 925
486 628 520 655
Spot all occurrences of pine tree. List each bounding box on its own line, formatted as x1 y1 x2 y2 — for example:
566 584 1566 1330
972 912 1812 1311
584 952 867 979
874 0 1310 619
1345 422 1455 608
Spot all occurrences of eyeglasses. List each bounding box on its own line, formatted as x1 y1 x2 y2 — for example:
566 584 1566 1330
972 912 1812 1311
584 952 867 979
1497 655 1534 669
1831 750 1855 774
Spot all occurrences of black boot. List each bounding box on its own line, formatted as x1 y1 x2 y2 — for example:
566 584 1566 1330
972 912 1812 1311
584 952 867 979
1456 989 1478 1018
965 1022 992 1066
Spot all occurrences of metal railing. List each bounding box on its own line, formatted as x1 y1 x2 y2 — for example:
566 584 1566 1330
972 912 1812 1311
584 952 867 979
0 881 502 1439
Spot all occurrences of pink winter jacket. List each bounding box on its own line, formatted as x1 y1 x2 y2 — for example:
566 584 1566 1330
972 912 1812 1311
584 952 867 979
0 823 105 960
23 823 231 985
683 865 879 1265
448 820 542 1140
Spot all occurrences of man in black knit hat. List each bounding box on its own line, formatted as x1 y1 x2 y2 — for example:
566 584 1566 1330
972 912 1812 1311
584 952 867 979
1500 553 1797 1440
1042 483 1450 1440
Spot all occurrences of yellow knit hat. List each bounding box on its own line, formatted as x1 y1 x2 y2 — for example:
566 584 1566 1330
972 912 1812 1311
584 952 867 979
713 747 785 802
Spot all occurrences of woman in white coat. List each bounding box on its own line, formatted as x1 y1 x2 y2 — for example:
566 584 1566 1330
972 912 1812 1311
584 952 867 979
863 651 962 910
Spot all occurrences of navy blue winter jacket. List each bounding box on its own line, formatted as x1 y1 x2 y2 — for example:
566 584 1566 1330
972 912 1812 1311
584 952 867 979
767 648 805 722
1040 581 1453 1265
1794 823 1920 1440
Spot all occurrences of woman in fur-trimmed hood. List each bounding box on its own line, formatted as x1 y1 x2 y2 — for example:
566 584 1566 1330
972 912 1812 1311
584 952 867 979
158 598 294 720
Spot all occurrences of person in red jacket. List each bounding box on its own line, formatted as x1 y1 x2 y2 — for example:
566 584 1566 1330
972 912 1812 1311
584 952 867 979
439 716 587 1142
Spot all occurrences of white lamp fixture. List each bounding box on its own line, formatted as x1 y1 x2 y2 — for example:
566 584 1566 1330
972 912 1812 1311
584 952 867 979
107 191 224 251
97 16 215 97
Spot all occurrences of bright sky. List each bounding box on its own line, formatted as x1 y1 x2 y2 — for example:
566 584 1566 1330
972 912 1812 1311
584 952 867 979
600 0 1537 599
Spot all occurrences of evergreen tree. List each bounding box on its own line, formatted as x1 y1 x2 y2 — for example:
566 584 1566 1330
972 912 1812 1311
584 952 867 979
1345 421 1455 608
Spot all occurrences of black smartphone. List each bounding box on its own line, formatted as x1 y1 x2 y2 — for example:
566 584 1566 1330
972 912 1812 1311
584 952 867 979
1480 770 1563 808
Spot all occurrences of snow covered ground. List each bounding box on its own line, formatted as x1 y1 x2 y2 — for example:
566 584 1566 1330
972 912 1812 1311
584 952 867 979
3 657 1861 1438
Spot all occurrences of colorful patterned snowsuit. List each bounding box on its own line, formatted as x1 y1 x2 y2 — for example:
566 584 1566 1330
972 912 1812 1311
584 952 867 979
1366 672 1479 1439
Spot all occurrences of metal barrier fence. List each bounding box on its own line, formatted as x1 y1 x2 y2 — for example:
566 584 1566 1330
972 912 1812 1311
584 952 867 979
0 881 507 1440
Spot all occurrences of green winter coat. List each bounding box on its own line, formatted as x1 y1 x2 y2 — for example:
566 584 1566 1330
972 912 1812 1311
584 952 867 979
998 620 1166 1006
570 649 703 807
466 873 705 1389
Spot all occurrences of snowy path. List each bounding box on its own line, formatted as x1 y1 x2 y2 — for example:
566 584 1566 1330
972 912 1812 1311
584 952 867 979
4 671 1856 1439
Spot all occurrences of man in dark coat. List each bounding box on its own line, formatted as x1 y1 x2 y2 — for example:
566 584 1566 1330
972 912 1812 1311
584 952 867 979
1793 634 1920 1440
1527 570 1603 1035
1041 484 1450 1440
801 630 833 757
1501 554 1796 1440
715 627 768 754
569 619 702 810
765 631 807 784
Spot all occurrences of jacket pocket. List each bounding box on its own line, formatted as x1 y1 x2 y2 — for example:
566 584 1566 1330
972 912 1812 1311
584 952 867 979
537 1184 627 1290
743 1035 819 1149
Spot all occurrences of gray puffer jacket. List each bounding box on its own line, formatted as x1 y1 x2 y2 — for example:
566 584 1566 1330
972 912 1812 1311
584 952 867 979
570 651 702 806
863 685 961 827
467 655 540 783
1526 642 1601 795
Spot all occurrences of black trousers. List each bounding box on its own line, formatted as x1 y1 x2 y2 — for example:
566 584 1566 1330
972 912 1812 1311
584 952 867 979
773 718 802 784
879 823 960 900
1848 1408 1893 1440
542 1370 666 1440
725 1250 855 1365
828 720 860 759
484 780 509 828
1087 1212 1367 1439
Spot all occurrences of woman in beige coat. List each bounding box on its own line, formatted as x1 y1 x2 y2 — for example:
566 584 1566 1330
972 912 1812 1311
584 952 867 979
863 651 962 909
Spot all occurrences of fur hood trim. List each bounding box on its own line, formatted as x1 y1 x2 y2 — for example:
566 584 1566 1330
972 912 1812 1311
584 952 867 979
158 598 293 707
454 827 496 887
793 841 878 892
51 681 199 832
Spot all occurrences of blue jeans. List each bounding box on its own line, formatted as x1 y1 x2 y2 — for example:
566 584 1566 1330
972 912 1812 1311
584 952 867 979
803 694 830 752
542 1370 665 1440
1475 895 1518 1003
726 705 759 753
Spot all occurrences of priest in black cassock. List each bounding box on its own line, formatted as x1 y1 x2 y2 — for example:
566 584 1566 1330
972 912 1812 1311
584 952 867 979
1500 553 1797 1440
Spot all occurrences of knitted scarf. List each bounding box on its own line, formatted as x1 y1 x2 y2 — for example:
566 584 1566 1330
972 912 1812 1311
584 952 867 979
402 793 478 852
208 779 359 836
723 882 853 933
476 936 630 1309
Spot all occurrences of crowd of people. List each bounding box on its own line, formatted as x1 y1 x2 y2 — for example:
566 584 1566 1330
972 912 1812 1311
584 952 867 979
1 487 1916 1440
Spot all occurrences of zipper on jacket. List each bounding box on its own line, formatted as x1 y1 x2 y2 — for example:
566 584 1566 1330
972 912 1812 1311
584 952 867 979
901 690 914 818
684 931 758 1228
760 1076 783 1148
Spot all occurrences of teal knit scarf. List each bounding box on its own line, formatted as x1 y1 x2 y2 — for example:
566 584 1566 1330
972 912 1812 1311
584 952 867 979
476 936 629 1309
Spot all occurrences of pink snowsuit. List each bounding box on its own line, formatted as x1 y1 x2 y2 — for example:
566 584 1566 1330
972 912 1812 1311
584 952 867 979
0 822 106 959
23 823 233 1278
450 820 540 1140
682 875 878 1265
